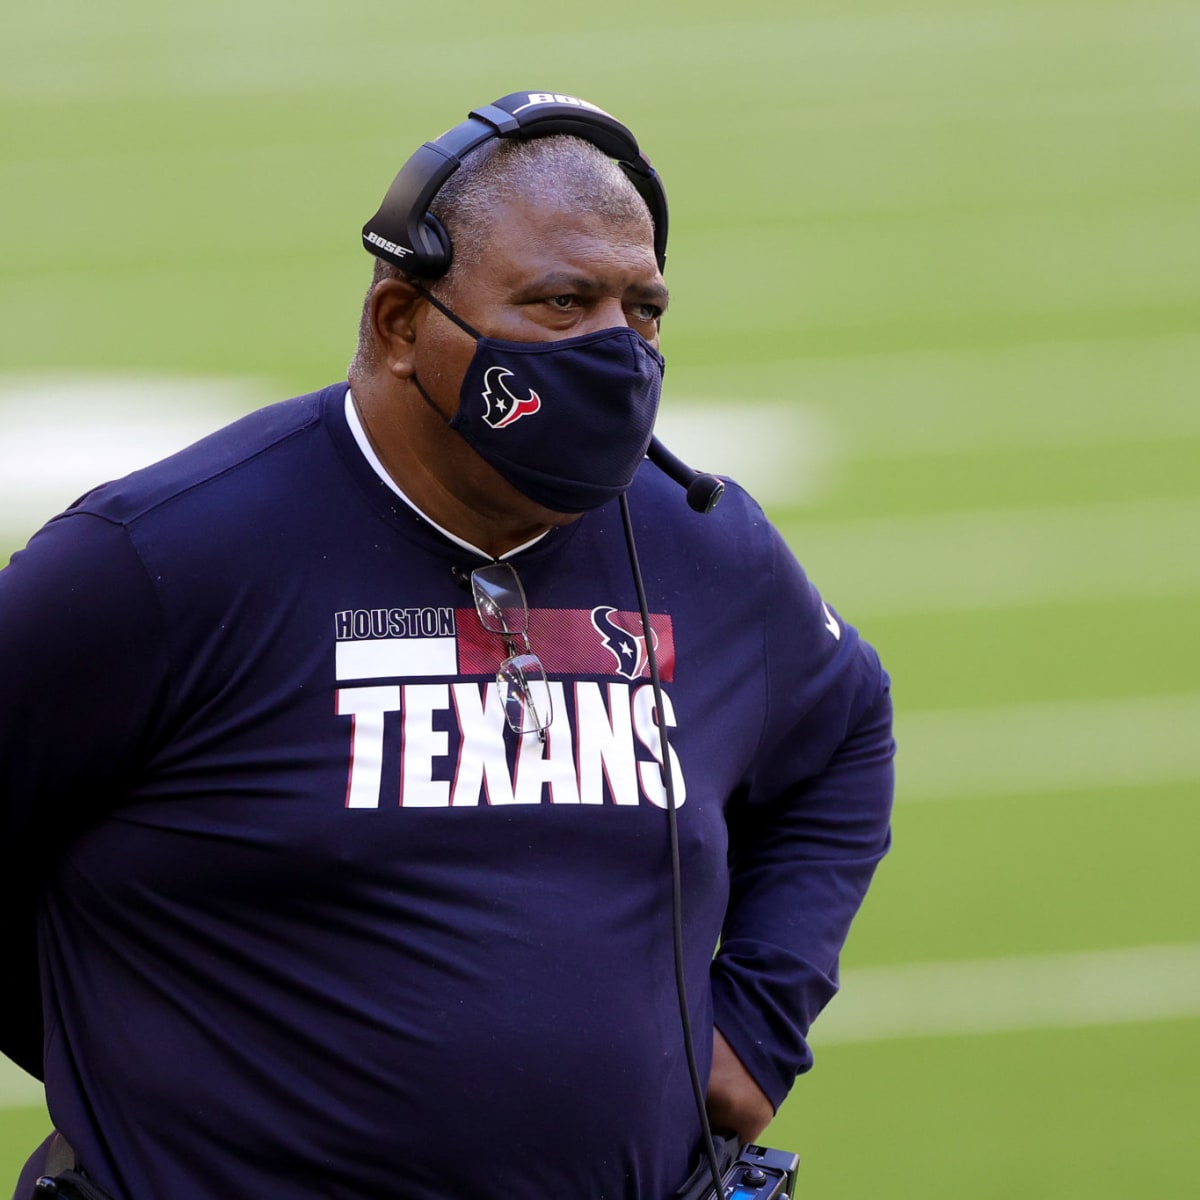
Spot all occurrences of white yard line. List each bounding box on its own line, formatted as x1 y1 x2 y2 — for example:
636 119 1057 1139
669 330 1200 459
0 374 267 542
795 497 1200 617
815 942 1200 1045
653 402 835 508
896 692 1200 802
0 1060 42 1110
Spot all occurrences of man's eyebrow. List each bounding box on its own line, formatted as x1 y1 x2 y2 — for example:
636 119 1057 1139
520 272 670 306
628 280 670 309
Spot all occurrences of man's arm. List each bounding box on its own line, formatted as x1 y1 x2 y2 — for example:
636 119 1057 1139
712 657 893 1115
706 519 895 1120
0 512 168 1075
706 1026 774 1143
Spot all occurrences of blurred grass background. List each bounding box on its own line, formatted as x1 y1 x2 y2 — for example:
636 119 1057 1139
2 1 1198 1195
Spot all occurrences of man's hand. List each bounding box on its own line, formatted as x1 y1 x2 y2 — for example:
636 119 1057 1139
705 1027 774 1144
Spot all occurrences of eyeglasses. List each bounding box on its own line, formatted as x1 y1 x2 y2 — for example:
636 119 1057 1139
470 562 553 738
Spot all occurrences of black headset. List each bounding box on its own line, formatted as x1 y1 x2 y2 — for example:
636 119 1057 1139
361 90 668 278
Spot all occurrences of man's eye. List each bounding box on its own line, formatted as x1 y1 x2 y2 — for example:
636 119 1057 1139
547 295 575 310
630 303 663 323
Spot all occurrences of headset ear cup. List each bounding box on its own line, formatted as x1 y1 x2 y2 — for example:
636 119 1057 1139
408 212 453 277
422 213 453 276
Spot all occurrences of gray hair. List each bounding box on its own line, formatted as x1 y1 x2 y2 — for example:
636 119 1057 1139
349 134 652 377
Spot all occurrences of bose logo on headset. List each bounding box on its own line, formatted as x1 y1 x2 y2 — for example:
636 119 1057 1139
364 231 413 259
361 89 668 278
511 92 610 116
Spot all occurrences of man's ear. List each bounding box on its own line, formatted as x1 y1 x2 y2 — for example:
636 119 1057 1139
369 278 424 380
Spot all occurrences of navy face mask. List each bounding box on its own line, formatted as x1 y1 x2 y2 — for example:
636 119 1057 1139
413 289 665 514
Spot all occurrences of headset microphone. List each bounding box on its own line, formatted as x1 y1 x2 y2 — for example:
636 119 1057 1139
646 437 725 514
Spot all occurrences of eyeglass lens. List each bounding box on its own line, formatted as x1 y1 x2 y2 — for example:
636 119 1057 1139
497 652 552 736
470 563 552 736
470 564 529 636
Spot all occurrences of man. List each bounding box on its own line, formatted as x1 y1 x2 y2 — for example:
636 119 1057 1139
1 95 893 1200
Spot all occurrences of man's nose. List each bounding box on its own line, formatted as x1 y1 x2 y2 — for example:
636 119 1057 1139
583 297 634 333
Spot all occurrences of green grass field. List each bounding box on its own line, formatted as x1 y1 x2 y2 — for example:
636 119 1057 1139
2 1 1198 1195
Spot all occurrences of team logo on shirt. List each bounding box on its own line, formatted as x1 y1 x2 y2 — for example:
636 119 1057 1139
481 366 541 429
590 605 657 681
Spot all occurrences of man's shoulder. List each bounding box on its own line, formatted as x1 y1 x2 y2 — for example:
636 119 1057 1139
69 384 342 527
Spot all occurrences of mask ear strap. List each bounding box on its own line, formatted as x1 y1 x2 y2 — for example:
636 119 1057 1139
412 283 483 340
409 284 482 429
411 373 453 427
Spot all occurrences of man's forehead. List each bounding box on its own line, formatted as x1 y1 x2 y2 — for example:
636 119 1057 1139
490 184 653 236
471 193 660 283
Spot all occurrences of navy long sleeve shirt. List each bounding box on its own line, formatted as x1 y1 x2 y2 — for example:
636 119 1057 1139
0 383 893 1200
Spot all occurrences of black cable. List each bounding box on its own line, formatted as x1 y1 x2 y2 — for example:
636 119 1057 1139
618 493 727 1200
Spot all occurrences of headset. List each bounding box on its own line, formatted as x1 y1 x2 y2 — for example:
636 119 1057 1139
362 90 668 277
361 90 722 513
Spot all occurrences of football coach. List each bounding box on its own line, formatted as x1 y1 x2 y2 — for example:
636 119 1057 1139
1 91 894 1200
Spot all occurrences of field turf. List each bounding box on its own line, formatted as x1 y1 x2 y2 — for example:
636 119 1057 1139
2 1 1197 1195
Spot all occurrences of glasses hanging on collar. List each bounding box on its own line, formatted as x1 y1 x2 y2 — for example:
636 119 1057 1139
469 562 552 739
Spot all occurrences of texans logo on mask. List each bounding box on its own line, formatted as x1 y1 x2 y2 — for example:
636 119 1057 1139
481 366 541 429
